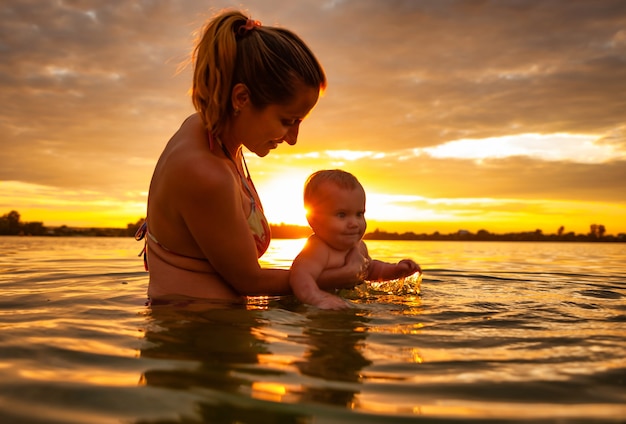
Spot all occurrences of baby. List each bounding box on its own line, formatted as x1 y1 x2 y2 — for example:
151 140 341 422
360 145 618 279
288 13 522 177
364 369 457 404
290 169 421 309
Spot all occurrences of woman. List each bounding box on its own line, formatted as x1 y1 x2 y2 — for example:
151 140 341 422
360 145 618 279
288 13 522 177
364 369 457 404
136 10 367 302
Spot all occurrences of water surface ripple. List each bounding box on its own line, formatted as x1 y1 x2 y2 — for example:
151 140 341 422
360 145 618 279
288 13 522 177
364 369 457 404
0 237 624 423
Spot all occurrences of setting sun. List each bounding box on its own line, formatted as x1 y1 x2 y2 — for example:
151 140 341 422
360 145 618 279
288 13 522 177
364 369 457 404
255 169 310 226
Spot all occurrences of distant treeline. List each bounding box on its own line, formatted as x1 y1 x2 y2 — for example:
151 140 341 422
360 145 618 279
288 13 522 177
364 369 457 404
0 210 141 237
1 210 624 242
226 223 626 242
363 228 626 243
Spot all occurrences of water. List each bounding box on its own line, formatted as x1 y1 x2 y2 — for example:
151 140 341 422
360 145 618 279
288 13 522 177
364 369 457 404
0 236 624 423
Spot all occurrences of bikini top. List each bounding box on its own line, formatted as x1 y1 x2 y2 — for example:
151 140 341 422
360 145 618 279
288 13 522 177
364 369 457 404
136 136 271 270
217 137 271 257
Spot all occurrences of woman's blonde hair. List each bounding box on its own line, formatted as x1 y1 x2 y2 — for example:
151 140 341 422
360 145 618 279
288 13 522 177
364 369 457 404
192 10 327 138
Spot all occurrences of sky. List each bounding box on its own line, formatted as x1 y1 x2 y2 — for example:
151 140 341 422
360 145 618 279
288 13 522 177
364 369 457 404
1 0 625 235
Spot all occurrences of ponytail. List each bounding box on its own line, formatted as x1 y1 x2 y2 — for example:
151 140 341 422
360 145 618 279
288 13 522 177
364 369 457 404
191 10 326 140
192 11 242 138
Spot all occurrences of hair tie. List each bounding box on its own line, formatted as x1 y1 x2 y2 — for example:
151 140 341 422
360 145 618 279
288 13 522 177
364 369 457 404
237 18 261 37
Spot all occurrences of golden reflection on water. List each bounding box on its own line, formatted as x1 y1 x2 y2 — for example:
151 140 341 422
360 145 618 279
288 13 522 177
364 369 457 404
410 347 424 363
25 335 136 358
246 295 275 310
353 396 626 420
19 368 139 386
365 322 425 335
257 353 298 370
350 394 507 418
250 381 292 402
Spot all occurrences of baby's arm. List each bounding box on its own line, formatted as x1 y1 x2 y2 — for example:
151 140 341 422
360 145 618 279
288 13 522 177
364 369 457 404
367 259 421 281
290 237 351 310
360 242 421 281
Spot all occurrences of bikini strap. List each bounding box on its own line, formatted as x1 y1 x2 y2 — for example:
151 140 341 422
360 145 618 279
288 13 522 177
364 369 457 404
134 221 149 271
212 134 256 199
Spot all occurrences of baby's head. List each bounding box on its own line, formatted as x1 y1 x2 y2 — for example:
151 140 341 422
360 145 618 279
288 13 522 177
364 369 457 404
303 170 367 250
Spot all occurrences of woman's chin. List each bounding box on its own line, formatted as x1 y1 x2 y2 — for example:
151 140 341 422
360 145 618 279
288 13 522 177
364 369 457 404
254 149 271 158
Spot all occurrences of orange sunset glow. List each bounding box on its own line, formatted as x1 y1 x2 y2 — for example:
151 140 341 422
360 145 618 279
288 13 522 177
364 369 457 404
1 1 625 236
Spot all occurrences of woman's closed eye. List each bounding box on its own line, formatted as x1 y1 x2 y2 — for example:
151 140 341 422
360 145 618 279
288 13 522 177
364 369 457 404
282 119 302 127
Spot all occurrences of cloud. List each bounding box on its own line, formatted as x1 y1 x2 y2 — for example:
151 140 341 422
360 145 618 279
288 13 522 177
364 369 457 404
421 133 626 163
1 0 625 230
0 0 202 191
301 0 626 149
251 151 626 203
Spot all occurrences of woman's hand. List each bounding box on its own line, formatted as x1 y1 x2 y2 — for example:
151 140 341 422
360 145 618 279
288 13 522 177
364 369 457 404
302 290 353 310
346 245 371 282
316 245 370 290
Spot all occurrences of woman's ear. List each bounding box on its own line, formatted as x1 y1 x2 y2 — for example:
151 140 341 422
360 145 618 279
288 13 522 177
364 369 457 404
231 83 250 111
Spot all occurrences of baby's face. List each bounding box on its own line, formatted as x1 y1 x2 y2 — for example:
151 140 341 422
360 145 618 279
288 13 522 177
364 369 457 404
307 182 366 251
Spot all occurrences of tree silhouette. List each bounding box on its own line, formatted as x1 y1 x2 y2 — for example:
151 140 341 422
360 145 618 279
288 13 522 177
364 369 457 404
0 210 22 235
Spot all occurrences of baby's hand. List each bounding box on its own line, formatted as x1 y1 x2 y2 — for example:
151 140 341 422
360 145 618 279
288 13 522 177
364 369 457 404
310 292 353 310
397 259 422 277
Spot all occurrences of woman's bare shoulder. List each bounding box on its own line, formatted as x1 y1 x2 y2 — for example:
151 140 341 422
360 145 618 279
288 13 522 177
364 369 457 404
162 118 232 188
169 151 234 205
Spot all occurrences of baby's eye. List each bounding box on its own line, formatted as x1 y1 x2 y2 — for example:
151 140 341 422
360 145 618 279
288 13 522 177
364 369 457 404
337 212 346 218
356 212 364 218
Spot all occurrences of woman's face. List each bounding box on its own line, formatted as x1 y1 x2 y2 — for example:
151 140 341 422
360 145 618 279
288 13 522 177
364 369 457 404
237 85 320 157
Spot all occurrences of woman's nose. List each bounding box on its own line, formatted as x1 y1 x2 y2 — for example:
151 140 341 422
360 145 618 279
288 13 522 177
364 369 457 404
283 122 300 145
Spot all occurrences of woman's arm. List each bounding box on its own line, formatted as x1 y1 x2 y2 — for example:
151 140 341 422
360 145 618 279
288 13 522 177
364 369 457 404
290 239 350 309
316 244 370 290
175 153 293 295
